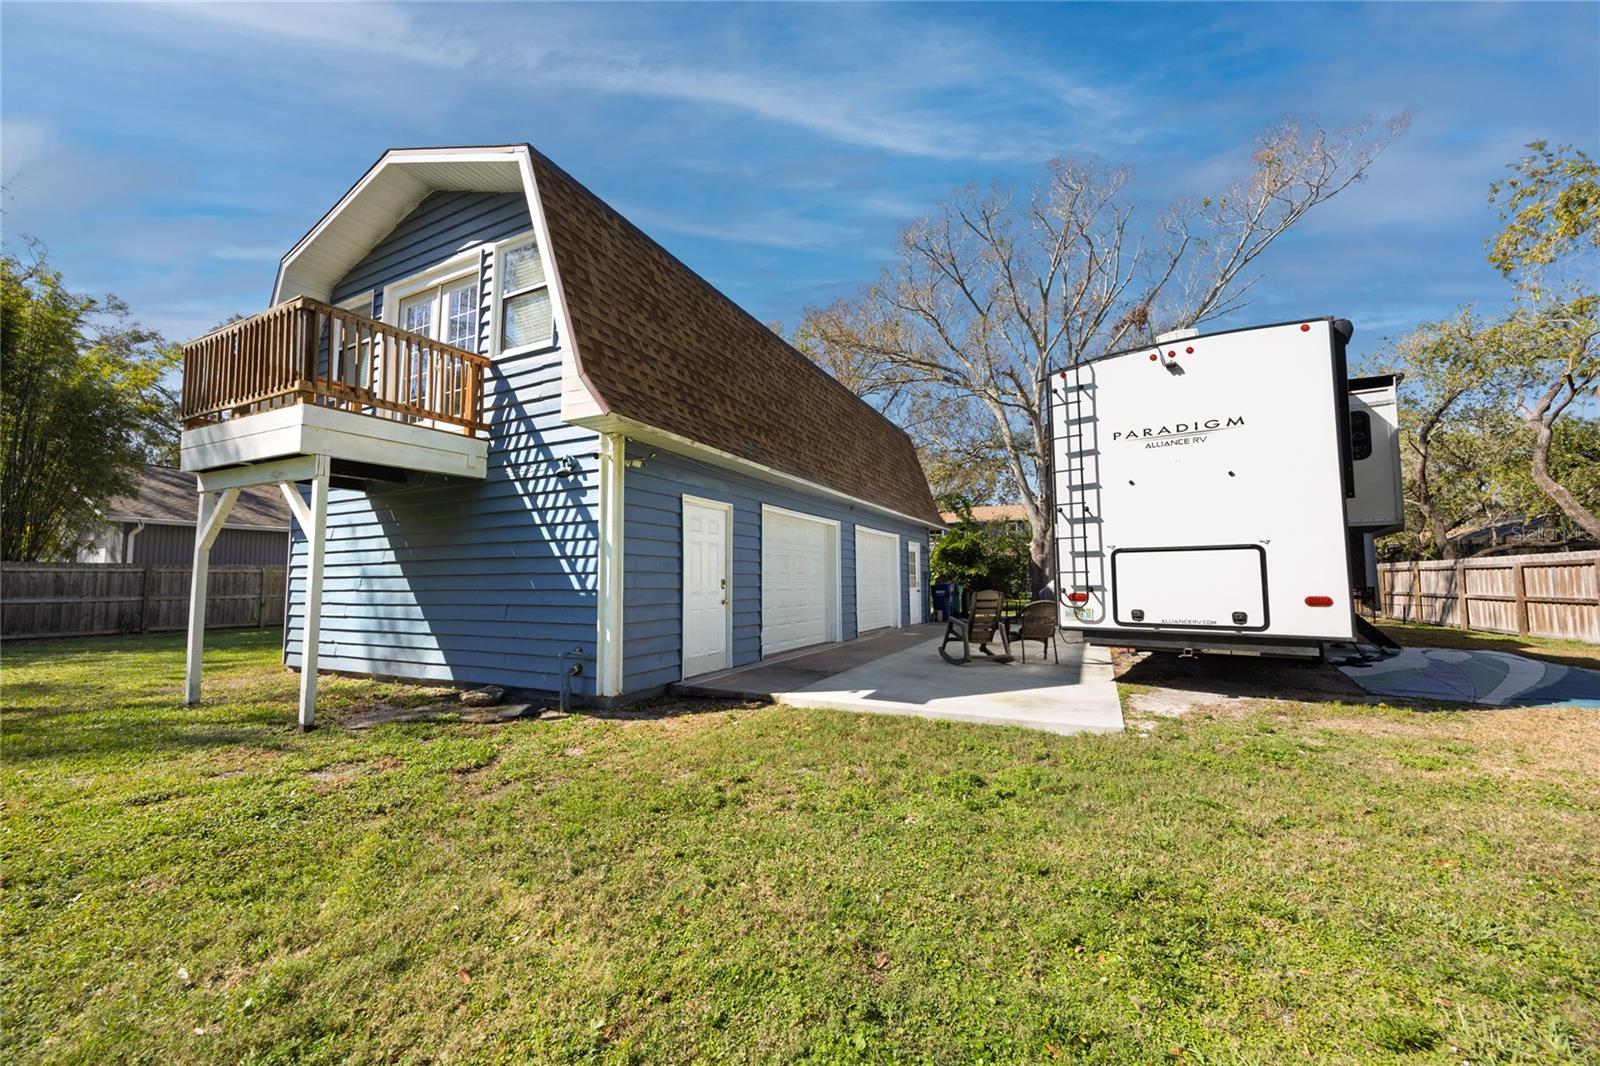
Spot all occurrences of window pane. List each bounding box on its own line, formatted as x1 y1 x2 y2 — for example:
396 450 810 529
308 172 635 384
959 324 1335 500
444 281 478 349
401 294 433 338
501 241 546 295
502 288 552 349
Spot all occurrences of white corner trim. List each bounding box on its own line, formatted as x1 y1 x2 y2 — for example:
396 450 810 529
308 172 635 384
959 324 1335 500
517 148 603 421
595 431 626 697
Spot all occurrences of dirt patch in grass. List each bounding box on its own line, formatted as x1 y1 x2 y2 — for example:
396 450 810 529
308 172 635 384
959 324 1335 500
1115 648 1372 718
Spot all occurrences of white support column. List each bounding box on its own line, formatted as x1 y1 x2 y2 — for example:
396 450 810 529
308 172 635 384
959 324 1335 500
292 456 331 731
184 485 240 705
595 433 626 698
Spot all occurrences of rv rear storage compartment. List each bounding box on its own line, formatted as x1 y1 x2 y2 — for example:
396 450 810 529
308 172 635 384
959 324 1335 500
1112 546 1266 629
1050 318 1359 654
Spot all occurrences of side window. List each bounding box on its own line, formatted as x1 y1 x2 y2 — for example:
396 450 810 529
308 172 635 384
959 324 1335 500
1350 410 1373 461
498 237 554 352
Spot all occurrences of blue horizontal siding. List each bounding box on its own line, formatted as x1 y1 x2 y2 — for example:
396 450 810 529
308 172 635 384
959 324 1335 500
622 444 932 693
288 192 599 695
331 191 532 318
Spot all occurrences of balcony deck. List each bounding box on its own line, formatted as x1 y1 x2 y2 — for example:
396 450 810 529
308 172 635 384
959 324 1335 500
178 297 490 480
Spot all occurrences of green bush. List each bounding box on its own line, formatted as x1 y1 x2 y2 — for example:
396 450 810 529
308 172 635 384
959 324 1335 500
930 500 1030 600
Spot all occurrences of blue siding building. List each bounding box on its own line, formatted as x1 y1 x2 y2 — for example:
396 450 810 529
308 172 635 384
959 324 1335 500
193 145 939 711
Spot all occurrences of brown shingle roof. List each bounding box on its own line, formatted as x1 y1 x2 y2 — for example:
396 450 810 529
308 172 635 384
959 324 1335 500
529 152 940 526
105 466 290 529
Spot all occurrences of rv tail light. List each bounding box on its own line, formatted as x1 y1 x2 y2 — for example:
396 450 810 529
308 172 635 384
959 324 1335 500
1304 595 1334 607
1067 592 1089 604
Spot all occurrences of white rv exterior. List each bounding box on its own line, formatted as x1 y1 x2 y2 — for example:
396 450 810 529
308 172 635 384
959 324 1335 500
1050 318 1379 655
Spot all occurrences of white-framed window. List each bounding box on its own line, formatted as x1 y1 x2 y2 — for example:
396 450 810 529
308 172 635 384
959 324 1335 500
494 234 554 354
389 266 478 405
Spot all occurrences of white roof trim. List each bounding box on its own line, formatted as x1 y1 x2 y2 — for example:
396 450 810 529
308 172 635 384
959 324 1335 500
271 146 526 306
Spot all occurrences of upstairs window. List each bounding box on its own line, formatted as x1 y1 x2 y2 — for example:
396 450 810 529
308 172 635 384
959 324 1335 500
399 275 479 350
497 235 553 352
396 273 478 406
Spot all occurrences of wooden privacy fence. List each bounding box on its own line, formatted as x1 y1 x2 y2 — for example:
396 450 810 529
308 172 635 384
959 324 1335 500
1377 550 1600 643
1 563 287 641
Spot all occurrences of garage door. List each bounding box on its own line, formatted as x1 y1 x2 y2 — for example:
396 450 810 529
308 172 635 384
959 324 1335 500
855 526 901 634
761 509 837 656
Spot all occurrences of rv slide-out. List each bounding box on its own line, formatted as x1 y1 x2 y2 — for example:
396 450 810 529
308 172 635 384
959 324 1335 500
1050 318 1377 656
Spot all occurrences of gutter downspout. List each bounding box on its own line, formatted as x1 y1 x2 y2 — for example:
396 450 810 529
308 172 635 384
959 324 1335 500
123 520 145 564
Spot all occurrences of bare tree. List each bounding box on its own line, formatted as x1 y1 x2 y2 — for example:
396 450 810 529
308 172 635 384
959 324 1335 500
801 115 1410 582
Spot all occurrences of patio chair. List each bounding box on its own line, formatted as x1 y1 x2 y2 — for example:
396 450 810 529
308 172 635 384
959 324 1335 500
939 589 1013 665
1009 600 1060 664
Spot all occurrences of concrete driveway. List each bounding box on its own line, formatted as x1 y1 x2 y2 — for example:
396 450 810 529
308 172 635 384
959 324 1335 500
677 624 1124 735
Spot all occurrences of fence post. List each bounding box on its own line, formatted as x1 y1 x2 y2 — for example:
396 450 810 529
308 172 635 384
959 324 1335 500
139 566 153 634
1513 560 1529 636
257 566 270 628
1411 561 1422 622
1455 559 1468 631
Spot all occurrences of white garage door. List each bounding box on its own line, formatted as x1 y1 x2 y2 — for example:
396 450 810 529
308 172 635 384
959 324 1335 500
761 509 837 656
855 526 901 634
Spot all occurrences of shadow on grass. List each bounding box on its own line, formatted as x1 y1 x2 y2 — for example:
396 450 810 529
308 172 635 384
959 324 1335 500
1376 622 1600 672
1117 651 1379 707
578 694 766 723
2 703 299 763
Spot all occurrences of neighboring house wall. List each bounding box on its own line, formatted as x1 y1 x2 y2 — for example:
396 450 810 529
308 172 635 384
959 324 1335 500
78 522 288 566
286 192 601 696
623 443 931 693
129 524 288 566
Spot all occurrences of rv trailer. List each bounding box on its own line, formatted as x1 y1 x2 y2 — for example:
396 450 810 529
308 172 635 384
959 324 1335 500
1049 317 1403 657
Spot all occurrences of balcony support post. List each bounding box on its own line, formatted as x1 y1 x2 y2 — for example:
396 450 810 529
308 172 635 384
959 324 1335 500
294 456 331 731
184 485 241 705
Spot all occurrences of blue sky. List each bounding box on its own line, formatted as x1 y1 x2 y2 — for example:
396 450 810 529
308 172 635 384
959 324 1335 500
2 2 1595 366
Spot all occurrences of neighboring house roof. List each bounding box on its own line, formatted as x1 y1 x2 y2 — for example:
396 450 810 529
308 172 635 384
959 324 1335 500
272 145 940 527
104 466 291 530
939 504 1031 525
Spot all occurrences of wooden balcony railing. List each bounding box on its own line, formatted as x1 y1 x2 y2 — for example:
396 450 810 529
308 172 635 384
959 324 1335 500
181 297 491 435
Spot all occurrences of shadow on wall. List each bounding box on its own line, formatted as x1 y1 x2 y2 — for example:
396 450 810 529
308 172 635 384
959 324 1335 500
290 353 602 698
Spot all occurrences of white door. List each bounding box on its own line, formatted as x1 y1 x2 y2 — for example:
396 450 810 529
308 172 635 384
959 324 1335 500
682 497 731 678
855 526 901 633
907 541 923 622
762 509 836 655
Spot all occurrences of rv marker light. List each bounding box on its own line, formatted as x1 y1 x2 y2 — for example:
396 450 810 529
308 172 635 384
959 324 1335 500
1300 323 1311 332
1304 595 1334 607
1149 353 1158 361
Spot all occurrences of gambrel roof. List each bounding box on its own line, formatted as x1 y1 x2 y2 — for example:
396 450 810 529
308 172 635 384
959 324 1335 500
273 146 940 527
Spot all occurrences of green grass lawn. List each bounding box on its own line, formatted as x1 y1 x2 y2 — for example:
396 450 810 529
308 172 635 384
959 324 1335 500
4 630 1598 1064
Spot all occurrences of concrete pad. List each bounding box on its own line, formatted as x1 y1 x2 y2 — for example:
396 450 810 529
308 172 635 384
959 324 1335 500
778 638 1123 734
1338 647 1600 708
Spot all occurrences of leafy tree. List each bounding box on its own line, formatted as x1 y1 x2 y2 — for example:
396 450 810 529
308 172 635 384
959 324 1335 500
1494 296 1600 541
1486 143 1600 541
1 245 180 561
1488 142 1600 287
929 499 1030 600
800 115 1409 582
